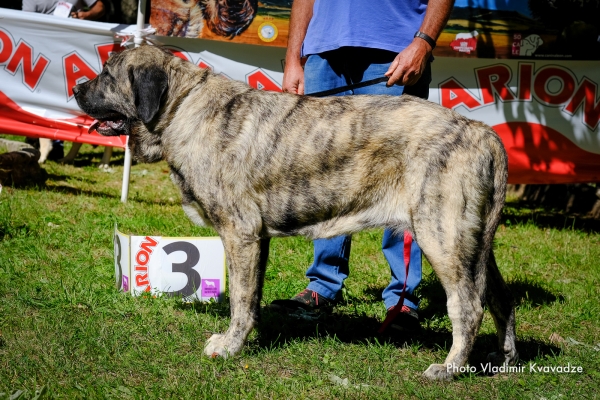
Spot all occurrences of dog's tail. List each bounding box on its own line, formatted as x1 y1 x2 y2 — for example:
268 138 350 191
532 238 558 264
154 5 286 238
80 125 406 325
474 129 509 305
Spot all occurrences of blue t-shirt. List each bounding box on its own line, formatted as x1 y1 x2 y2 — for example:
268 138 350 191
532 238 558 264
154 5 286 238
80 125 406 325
302 0 429 57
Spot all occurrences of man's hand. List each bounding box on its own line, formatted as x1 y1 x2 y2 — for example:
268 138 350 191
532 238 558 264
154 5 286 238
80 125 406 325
283 0 313 95
70 0 105 20
385 0 453 87
384 39 431 87
282 62 305 94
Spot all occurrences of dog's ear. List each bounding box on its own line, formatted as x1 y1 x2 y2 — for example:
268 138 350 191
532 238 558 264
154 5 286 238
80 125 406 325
129 65 168 124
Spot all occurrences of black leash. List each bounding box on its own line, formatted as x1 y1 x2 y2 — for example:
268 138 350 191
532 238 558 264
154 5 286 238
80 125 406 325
305 76 389 97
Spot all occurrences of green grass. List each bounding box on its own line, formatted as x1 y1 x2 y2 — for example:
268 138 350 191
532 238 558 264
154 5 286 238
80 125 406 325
1 140 599 399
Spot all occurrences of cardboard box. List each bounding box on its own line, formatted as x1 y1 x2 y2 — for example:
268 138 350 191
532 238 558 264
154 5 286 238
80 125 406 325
114 226 226 302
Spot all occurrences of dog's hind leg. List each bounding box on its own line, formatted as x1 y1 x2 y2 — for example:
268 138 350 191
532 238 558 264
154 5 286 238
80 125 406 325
416 229 485 380
484 251 518 369
204 234 270 359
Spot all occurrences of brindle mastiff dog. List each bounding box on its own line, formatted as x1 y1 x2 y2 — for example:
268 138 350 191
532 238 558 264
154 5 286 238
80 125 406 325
73 45 518 380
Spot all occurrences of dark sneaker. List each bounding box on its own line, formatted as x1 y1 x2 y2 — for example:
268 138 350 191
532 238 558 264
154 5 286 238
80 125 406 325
47 140 64 161
269 288 339 313
387 305 420 332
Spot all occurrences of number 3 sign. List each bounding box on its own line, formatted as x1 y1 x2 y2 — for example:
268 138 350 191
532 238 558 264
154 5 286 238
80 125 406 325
114 226 226 302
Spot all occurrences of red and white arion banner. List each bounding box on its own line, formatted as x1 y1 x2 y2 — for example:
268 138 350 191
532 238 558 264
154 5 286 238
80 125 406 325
429 59 600 183
1 10 127 148
0 8 284 150
1 8 599 183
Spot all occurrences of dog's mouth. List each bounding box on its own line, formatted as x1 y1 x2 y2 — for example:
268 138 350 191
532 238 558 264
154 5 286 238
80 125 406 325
88 113 128 136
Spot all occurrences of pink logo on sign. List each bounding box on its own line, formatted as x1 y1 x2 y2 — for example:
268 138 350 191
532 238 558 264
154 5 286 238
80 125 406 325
201 279 220 298
122 275 129 292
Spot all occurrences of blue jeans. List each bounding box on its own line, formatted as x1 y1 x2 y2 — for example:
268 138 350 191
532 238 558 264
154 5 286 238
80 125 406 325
303 47 431 310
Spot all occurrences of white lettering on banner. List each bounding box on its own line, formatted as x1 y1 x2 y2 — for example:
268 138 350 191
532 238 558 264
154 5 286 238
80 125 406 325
439 63 600 130
0 28 50 92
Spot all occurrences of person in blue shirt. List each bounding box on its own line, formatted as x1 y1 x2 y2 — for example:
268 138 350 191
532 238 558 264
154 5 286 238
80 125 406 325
270 0 454 331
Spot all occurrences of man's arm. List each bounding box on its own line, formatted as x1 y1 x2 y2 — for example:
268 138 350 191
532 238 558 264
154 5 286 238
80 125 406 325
70 0 105 20
385 0 454 87
282 0 314 94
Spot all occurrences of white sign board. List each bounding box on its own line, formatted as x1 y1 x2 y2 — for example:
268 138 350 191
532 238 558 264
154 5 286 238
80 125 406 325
114 226 226 302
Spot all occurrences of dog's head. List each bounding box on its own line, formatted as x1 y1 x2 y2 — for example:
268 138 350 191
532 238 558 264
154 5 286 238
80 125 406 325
72 45 181 162
73 45 173 135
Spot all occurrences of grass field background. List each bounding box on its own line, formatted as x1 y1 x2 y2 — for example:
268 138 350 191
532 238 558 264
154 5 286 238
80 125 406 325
1 139 599 399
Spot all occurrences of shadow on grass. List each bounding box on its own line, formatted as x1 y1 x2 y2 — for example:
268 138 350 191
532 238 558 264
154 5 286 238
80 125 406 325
507 278 565 306
67 151 127 169
176 299 231 318
13 173 177 206
186 282 560 367
250 308 560 366
361 275 563 321
190 271 562 369
50 146 127 169
31 181 122 201
503 201 600 233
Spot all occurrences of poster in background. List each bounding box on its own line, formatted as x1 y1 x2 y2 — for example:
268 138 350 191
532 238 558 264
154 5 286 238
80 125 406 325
440 0 600 60
149 0 600 61
150 0 291 47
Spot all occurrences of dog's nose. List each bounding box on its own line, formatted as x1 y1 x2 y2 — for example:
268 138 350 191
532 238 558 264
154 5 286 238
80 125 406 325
72 85 80 96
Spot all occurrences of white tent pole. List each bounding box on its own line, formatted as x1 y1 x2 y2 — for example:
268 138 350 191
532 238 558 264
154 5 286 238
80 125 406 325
134 0 147 46
121 0 147 203
120 136 132 202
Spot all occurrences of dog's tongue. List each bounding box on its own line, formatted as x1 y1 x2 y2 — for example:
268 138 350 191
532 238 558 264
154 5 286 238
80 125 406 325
88 119 100 133
88 119 125 133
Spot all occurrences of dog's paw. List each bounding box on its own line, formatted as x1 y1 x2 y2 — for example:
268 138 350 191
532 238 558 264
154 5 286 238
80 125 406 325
204 333 233 359
485 350 519 368
423 364 454 381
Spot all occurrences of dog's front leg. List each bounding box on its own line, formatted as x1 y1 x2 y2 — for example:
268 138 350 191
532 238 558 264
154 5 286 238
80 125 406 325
204 234 270 359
